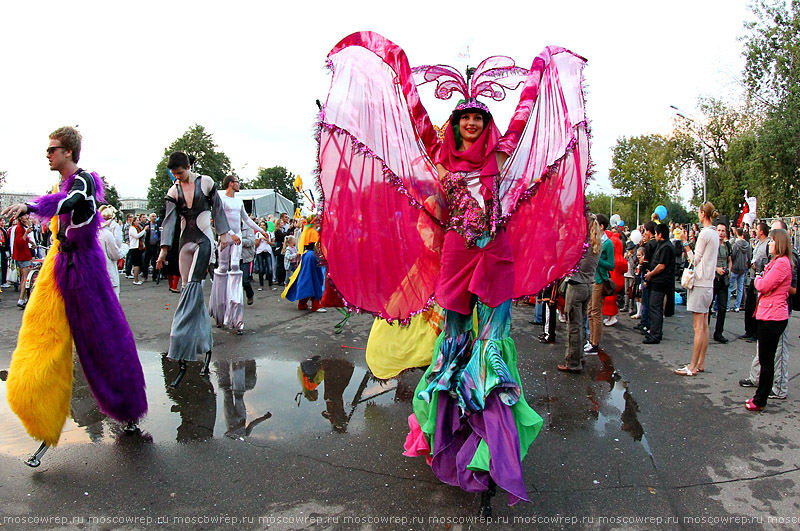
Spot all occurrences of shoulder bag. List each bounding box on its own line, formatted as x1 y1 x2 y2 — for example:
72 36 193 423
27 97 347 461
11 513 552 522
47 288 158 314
681 259 695 289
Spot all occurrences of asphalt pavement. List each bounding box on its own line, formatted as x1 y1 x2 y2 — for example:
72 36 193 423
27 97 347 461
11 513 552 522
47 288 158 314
0 277 799 530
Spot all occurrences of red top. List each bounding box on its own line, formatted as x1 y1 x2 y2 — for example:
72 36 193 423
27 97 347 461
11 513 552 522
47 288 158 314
12 224 32 261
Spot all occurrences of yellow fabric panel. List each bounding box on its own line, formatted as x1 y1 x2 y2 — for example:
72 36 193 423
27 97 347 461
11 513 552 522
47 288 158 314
366 305 445 380
280 259 303 299
6 244 74 446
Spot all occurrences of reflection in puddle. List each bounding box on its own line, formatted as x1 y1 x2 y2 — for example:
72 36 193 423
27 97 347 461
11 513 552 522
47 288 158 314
588 350 653 458
0 351 411 455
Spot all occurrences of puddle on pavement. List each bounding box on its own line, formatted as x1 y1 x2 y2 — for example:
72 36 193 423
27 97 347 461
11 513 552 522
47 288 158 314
587 349 653 459
1 346 653 459
0 351 417 456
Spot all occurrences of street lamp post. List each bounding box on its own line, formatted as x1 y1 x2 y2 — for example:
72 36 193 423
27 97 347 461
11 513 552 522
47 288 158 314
670 105 707 203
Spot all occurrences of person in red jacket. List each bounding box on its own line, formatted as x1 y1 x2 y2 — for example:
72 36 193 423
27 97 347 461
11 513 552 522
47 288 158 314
602 228 627 326
11 213 35 308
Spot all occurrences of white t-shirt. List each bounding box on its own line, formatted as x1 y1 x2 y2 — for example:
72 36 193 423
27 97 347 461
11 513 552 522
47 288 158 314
693 226 719 287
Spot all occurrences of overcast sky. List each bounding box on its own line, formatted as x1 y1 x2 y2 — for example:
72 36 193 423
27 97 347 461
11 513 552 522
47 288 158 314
0 1 752 202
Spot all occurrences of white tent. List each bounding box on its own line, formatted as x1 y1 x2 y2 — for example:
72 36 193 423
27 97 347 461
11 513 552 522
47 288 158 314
219 189 294 218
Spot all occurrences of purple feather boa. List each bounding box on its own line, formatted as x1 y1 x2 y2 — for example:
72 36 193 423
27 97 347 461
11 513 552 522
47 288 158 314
32 171 147 422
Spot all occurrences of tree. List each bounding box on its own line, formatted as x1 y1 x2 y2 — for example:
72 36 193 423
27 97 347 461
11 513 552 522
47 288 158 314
242 166 301 204
147 124 232 210
742 0 800 110
0 170 6 191
99 176 121 211
609 134 682 218
738 0 800 215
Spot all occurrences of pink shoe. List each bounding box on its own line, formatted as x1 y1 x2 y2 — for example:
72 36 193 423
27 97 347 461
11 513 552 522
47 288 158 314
745 398 764 411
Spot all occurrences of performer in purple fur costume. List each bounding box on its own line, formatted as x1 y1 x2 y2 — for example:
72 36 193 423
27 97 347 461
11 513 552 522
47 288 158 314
2 126 147 467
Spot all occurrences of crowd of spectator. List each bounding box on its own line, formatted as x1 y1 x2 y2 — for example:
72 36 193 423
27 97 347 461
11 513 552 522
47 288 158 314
548 205 798 411
0 208 307 305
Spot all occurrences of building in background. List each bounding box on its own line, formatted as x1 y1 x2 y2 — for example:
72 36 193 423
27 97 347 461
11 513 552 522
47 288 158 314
120 197 149 217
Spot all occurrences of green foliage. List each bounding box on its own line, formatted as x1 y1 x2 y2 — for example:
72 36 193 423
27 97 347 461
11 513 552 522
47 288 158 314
242 166 301 204
147 124 232 210
608 134 682 216
742 0 800 108
99 176 121 211
587 192 693 228
736 0 800 215
0 170 6 191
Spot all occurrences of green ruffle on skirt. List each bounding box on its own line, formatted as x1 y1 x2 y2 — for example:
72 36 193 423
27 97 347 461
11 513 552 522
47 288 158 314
412 332 543 472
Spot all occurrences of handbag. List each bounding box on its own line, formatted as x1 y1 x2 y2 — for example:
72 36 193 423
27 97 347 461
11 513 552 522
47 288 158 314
681 260 695 289
602 277 616 297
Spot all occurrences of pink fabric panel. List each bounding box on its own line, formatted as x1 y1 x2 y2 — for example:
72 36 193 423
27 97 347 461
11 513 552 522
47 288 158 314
498 49 588 217
319 129 442 321
325 35 445 218
508 132 589 298
329 32 440 159
435 231 514 315
403 413 432 465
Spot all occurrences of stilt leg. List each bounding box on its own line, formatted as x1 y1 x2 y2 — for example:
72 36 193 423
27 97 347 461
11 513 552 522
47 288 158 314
170 360 187 388
199 351 212 376
25 442 48 468
479 479 497 517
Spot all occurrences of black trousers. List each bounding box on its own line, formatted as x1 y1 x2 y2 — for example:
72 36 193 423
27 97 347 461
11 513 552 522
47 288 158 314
142 244 160 280
753 319 788 406
543 301 557 340
240 260 254 299
276 253 287 284
710 277 728 336
647 289 666 340
0 250 7 284
744 281 758 337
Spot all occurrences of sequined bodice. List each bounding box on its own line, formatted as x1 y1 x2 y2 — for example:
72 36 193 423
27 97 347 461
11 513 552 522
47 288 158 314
441 171 499 247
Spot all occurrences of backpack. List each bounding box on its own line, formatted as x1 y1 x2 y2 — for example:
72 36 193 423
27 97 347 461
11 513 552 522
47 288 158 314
791 248 800 312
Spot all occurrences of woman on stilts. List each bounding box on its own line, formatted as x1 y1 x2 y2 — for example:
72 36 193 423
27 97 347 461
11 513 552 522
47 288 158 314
316 33 590 514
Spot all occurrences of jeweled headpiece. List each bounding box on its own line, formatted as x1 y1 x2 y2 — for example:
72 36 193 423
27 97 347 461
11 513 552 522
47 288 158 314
412 56 529 104
453 98 490 113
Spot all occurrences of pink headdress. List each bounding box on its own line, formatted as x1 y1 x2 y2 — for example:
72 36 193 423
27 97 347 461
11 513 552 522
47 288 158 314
411 56 529 105
412 57 528 178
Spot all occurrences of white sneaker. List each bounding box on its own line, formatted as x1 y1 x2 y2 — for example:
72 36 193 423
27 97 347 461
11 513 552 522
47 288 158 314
133 280 143 285
603 315 618 326
584 341 593 352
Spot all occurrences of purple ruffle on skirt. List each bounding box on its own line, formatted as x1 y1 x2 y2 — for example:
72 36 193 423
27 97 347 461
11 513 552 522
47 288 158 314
432 391 527 505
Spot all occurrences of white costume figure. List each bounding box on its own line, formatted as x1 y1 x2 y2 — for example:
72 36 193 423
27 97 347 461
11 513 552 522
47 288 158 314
742 190 757 228
208 189 264 332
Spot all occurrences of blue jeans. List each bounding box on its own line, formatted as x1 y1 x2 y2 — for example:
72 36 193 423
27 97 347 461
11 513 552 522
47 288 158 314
728 272 745 310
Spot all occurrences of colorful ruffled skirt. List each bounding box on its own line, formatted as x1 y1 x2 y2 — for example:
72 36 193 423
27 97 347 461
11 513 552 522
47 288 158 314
404 300 543 505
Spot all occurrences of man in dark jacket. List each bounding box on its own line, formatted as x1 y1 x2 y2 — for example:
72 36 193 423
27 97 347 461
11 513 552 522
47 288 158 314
141 212 160 282
643 224 675 344
728 227 751 312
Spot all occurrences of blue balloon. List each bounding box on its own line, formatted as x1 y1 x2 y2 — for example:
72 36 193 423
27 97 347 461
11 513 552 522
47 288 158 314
618 220 625 227
655 205 668 221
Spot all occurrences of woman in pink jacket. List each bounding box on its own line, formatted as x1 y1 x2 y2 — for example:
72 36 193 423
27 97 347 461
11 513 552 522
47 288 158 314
747 228 794 411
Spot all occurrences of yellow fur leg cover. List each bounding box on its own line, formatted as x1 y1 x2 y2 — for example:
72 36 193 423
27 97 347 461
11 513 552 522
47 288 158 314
6 246 74 447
